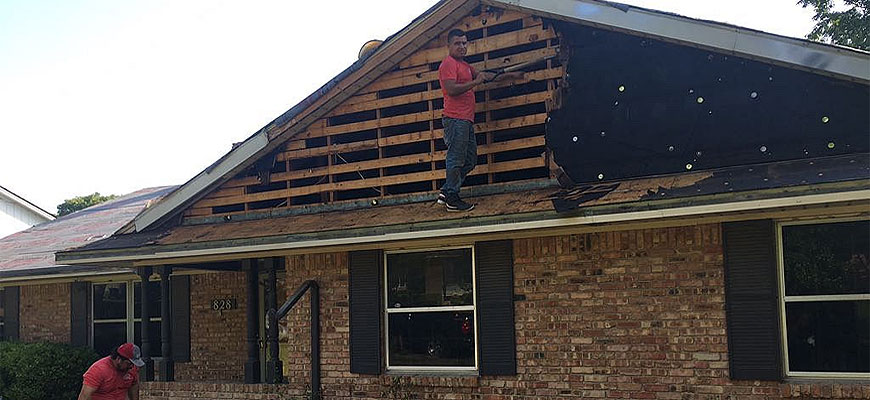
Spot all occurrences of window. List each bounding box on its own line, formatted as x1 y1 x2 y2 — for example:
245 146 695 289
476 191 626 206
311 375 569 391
92 281 162 357
384 248 477 371
779 219 870 378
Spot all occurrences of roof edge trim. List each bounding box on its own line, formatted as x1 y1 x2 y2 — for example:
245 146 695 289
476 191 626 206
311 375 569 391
0 186 55 220
132 131 269 232
488 0 869 82
57 189 870 265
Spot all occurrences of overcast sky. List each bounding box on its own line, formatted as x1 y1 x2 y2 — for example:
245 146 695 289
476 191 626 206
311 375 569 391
0 0 817 213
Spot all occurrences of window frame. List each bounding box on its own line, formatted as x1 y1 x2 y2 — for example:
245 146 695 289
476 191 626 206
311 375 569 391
91 280 162 355
383 245 479 373
776 217 870 379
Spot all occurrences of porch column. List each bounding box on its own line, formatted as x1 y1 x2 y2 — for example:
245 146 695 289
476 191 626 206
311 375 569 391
265 257 282 383
138 266 154 382
243 259 260 383
157 266 174 381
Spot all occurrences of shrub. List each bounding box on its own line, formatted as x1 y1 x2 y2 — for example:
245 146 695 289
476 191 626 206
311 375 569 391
0 341 99 400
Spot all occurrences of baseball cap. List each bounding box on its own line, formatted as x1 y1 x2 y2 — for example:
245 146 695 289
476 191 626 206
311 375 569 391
117 343 145 367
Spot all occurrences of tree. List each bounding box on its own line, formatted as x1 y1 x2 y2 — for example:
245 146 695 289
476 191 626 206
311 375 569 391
56 192 117 216
798 0 869 50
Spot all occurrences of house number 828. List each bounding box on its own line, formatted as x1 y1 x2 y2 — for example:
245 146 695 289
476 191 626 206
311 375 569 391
211 298 237 311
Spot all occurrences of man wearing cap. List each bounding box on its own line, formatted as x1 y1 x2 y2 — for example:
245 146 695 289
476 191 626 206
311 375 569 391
78 343 143 400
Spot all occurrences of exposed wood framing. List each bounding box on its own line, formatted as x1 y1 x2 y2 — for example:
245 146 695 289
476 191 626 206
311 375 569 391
186 7 562 218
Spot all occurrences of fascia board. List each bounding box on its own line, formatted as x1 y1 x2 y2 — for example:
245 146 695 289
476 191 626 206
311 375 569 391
0 186 55 220
132 130 269 232
488 0 869 82
57 189 870 265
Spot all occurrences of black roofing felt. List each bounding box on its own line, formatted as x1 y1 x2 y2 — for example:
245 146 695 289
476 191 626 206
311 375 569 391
546 22 870 185
551 153 870 212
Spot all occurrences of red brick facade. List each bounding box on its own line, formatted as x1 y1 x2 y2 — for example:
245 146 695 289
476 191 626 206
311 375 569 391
175 271 249 382
10 225 870 399
20 282 70 343
264 224 870 399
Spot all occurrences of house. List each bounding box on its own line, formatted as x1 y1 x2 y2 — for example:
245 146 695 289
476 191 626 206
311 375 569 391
0 185 54 239
0 186 175 348
6 0 870 399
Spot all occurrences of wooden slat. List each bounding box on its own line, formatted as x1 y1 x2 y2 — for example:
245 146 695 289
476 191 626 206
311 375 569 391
367 17 544 87
299 68 561 140
190 7 560 217
196 157 546 208
420 10 535 50
210 111 548 195
209 187 246 198
357 46 558 96
279 139 379 161
400 25 556 69
271 135 546 181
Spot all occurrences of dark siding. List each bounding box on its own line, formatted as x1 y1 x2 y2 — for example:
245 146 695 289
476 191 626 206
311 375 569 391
475 240 516 375
70 282 90 346
723 220 782 381
349 250 382 374
171 276 191 362
3 286 19 341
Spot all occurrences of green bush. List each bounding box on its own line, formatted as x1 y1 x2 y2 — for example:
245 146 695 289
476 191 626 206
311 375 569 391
0 341 99 400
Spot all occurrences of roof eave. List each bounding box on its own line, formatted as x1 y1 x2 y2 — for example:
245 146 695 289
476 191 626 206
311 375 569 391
56 187 870 266
487 0 870 83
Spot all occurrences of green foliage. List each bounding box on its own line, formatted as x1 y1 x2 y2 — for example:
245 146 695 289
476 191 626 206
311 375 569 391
798 0 869 50
56 192 117 217
0 341 100 400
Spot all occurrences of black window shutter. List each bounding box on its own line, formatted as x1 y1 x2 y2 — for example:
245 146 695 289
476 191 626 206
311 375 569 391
475 240 516 376
70 282 90 346
4 286 20 341
170 275 191 362
349 250 382 375
723 220 782 381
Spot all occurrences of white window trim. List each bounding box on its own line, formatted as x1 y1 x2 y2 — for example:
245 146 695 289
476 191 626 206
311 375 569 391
91 280 162 354
384 245 479 373
776 217 870 379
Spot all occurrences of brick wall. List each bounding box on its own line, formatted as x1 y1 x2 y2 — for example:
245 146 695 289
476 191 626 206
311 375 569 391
20 282 70 343
175 271 248 382
265 224 870 400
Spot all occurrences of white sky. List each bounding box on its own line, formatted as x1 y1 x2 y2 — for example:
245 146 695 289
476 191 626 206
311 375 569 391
0 0 817 213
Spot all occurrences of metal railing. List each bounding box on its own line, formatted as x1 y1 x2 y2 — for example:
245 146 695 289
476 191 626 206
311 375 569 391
266 279 320 399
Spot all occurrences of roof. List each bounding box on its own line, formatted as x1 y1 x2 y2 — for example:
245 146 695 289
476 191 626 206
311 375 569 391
0 185 55 222
56 154 870 265
0 186 175 280
127 0 870 234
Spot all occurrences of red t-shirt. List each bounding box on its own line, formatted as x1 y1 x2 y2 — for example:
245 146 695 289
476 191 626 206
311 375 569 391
439 55 477 122
82 356 139 400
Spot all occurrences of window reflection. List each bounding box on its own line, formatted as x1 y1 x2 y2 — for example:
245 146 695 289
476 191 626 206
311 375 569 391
388 249 474 308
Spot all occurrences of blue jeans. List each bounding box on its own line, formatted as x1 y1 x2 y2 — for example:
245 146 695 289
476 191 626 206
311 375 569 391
441 117 477 197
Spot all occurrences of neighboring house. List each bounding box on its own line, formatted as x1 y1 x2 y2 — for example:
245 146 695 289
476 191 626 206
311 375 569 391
4 1 869 399
0 186 175 348
0 185 54 239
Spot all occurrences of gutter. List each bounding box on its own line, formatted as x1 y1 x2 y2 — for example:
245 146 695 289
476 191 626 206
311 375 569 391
488 0 870 82
0 268 133 285
57 189 870 265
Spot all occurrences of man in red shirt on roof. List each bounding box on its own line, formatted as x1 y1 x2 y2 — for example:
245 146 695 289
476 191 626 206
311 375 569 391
77 343 143 400
437 28 523 211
